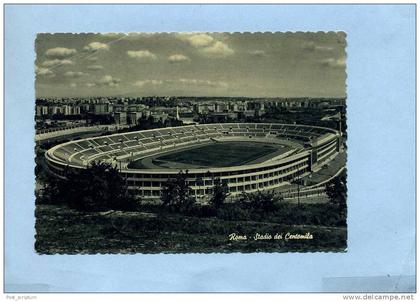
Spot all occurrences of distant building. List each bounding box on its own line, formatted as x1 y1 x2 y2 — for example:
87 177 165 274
151 112 168 123
215 103 229 112
36 105 49 117
128 104 144 112
194 103 209 114
247 101 265 111
238 110 256 119
179 112 196 124
81 104 91 113
176 106 180 120
207 103 216 112
114 104 126 113
94 103 112 115
72 106 81 115
230 103 239 112
208 112 238 122
42 106 49 115
142 110 151 118
128 112 142 125
114 112 127 125
49 106 62 115
63 105 72 115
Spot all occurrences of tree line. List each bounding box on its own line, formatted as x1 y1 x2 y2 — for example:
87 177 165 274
37 162 347 227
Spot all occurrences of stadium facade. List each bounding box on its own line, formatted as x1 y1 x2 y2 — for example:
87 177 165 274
45 123 343 200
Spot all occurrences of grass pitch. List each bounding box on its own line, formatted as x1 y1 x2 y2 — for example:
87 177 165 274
153 141 280 167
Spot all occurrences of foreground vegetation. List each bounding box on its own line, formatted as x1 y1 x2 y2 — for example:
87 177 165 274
36 162 347 253
35 204 346 254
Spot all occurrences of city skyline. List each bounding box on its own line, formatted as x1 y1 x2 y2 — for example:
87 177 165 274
36 32 346 98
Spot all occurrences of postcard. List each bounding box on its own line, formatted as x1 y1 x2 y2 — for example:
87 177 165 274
34 32 347 254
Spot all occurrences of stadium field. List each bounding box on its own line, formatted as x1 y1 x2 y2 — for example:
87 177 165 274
129 141 289 169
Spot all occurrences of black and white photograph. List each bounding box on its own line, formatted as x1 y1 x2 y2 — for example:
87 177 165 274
34 32 347 254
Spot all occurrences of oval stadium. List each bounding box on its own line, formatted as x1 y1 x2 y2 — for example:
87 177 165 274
45 123 343 201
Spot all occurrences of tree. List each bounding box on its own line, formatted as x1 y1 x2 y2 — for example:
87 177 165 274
241 190 283 213
209 178 229 208
87 113 115 125
161 171 195 211
42 161 139 212
39 173 67 205
326 170 347 210
139 116 153 130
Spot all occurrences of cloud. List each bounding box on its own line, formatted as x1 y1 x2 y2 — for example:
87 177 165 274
178 33 234 58
87 65 104 71
45 47 77 59
70 83 77 88
177 78 228 88
133 78 228 89
316 45 334 51
167 54 190 63
35 66 55 77
102 33 125 39
178 33 215 48
126 33 154 40
302 41 334 52
302 41 316 51
87 75 121 87
127 50 157 60
64 71 88 78
41 59 74 67
134 79 163 87
199 41 234 57
320 57 346 68
83 42 110 52
87 56 98 62
248 50 267 57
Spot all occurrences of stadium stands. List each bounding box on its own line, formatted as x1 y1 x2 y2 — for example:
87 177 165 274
45 123 342 200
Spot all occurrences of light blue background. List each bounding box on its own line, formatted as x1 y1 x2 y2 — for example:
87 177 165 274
4 4 416 292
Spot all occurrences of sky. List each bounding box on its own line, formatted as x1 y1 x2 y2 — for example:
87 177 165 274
35 32 347 98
